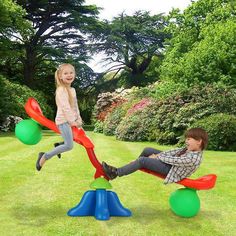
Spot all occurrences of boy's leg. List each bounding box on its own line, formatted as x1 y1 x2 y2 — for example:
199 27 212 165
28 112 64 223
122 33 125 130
139 147 162 157
117 156 171 177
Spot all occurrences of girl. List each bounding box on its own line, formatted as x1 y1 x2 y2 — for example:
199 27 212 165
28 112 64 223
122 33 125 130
36 63 82 171
102 128 208 184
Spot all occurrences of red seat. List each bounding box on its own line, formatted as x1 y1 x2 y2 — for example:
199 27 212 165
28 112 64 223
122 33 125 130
141 168 217 190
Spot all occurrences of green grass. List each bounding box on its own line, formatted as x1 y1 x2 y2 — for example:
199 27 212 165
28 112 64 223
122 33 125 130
0 131 236 236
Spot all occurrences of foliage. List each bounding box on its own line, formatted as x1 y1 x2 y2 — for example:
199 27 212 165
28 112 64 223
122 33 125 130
161 0 236 86
91 11 170 87
0 75 53 124
0 0 100 88
103 106 126 136
94 91 126 122
93 120 104 133
155 84 236 144
115 109 153 141
151 81 188 100
113 83 236 147
190 113 236 151
127 98 152 115
95 86 156 135
0 0 29 33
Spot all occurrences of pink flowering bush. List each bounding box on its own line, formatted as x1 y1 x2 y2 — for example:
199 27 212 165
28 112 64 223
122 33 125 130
127 98 152 116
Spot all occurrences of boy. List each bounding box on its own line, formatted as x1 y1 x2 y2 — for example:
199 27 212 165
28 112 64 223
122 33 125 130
102 128 208 184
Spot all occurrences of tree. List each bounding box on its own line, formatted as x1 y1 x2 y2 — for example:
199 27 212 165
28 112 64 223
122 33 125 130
0 0 31 81
90 11 170 87
160 0 236 86
0 0 100 88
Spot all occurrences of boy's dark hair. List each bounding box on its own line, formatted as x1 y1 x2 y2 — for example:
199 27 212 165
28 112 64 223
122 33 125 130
185 128 208 150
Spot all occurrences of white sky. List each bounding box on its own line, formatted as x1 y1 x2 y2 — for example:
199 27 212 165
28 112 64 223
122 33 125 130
85 0 192 72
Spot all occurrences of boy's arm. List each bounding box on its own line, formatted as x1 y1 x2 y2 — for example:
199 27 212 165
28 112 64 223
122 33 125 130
149 148 182 158
158 151 202 167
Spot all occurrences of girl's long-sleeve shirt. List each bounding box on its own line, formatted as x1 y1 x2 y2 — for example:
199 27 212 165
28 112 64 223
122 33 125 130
55 86 82 126
158 147 203 184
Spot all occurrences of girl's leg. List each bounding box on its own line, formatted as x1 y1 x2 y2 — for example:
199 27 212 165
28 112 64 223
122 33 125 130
43 123 73 161
117 156 171 177
54 142 64 158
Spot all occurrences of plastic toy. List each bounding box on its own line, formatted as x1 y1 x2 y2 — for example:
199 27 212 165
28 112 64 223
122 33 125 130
24 97 217 219
15 119 42 145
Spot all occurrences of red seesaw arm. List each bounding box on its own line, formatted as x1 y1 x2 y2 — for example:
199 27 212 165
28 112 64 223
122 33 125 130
25 98 217 189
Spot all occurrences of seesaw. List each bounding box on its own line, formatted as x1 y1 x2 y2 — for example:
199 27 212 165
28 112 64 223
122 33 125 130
23 97 217 219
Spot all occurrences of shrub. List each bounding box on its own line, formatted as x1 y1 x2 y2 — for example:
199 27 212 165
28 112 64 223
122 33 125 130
152 84 236 142
190 114 236 151
0 76 53 129
151 81 188 100
94 91 127 122
93 120 104 133
116 102 160 141
94 87 153 124
103 106 126 136
115 111 151 141
127 98 152 116
114 84 236 146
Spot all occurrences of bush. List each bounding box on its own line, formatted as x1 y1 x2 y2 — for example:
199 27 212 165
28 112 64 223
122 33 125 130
94 91 127 122
93 121 104 133
115 111 150 141
83 125 95 131
191 114 236 151
103 106 126 136
116 103 160 141
114 84 236 146
151 81 188 100
0 76 53 130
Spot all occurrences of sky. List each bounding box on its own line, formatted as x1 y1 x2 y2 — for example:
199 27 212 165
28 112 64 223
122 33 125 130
85 0 192 72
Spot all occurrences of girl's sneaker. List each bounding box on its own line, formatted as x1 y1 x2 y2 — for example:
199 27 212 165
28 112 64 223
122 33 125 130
54 142 62 159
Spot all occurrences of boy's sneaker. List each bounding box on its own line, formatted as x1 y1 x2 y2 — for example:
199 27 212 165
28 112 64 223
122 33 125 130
54 143 62 159
102 161 118 180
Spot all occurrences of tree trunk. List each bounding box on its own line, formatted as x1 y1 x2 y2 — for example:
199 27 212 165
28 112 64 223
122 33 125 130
127 56 152 87
23 45 37 88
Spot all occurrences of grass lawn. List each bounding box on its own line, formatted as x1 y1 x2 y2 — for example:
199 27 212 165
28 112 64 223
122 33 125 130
0 131 236 236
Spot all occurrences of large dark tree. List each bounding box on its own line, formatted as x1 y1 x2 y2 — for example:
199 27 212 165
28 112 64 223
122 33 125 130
90 11 170 87
1 0 100 88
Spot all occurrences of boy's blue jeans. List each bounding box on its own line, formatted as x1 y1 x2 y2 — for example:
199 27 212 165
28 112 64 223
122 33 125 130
117 147 172 177
44 122 73 160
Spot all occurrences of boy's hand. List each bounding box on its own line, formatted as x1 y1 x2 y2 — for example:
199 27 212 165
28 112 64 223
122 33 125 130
149 154 159 158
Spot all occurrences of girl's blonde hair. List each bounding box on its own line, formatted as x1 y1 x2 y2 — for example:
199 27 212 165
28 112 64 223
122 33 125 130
55 63 75 106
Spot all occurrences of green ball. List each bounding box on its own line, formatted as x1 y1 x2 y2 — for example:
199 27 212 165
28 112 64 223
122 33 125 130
15 119 42 145
169 188 200 218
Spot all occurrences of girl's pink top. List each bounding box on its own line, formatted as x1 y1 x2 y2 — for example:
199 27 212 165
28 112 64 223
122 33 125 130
55 86 82 126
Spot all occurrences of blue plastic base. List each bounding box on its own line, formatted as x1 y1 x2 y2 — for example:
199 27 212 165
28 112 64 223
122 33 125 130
67 190 132 220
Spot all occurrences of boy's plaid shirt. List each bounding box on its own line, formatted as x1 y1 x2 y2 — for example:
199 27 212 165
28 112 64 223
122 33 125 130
158 147 203 184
